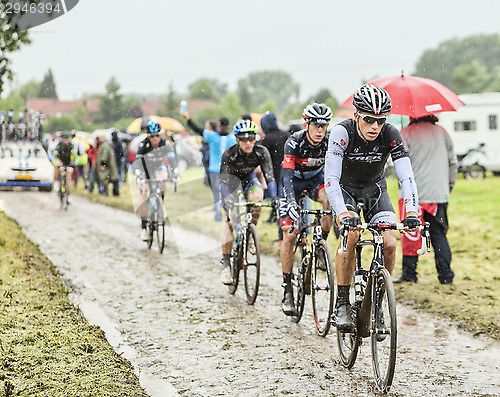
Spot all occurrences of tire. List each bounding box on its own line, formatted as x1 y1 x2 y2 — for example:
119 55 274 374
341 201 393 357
156 198 165 254
291 246 307 323
337 276 360 368
371 268 397 393
311 239 335 337
243 223 260 305
146 209 155 250
464 164 486 181
228 243 241 295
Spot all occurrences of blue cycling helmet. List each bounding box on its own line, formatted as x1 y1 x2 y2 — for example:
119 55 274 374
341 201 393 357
146 120 161 135
233 119 258 138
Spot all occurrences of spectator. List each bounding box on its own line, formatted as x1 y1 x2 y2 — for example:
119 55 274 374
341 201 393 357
95 135 120 196
261 111 290 241
395 115 458 284
181 112 236 222
72 132 89 189
87 140 99 193
111 130 126 184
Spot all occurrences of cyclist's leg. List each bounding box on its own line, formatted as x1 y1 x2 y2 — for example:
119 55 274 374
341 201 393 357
220 211 234 284
316 188 334 240
135 177 148 232
363 181 398 275
155 166 169 199
243 172 263 225
333 186 361 330
278 181 299 315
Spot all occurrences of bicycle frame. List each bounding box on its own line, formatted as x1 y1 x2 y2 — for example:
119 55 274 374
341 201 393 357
338 222 430 336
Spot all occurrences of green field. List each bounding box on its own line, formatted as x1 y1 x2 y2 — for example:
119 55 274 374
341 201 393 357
0 213 147 396
80 167 500 339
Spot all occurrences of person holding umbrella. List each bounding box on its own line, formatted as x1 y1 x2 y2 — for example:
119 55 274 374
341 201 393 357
324 84 421 331
395 114 457 284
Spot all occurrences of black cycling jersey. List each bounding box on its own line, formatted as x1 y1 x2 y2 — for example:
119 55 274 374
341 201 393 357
220 144 275 185
335 119 408 188
135 137 177 178
281 129 329 203
54 142 74 166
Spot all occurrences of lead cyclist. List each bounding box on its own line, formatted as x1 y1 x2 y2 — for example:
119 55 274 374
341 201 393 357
324 84 421 332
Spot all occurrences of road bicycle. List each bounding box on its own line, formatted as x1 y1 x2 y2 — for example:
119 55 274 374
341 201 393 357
335 219 430 392
58 166 70 210
289 206 335 337
227 200 271 305
144 178 176 253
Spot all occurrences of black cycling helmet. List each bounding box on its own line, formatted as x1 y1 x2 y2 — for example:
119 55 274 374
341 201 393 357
352 84 392 115
302 103 332 124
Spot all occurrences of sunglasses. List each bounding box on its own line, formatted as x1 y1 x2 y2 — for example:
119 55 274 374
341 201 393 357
238 136 256 142
148 134 161 138
358 113 387 125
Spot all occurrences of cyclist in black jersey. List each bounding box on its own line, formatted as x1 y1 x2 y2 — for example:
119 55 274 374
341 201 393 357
133 121 178 241
219 120 277 285
324 84 420 331
53 131 75 198
279 103 334 315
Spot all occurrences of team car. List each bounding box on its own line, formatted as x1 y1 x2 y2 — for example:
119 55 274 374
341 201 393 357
0 142 54 191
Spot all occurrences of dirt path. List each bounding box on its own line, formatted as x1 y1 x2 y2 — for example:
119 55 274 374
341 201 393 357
1 191 499 396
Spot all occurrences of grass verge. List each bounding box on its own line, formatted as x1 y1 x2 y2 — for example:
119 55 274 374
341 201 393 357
0 213 147 397
77 169 500 339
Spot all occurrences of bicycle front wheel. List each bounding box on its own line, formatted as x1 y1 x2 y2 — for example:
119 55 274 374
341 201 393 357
311 239 335 337
371 268 397 393
291 248 307 323
156 199 165 254
243 224 260 305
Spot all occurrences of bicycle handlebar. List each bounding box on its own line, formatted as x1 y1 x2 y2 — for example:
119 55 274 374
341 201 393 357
288 209 332 234
234 202 273 208
337 222 431 255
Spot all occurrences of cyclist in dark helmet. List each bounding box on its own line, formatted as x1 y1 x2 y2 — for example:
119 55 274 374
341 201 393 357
325 84 420 332
133 120 178 241
278 102 334 316
219 119 277 285
53 130 76 199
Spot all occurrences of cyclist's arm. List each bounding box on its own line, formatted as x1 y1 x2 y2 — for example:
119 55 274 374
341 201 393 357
393 157 418 217
259 146 277 198
389 127 419 215
281 137 298 204
324 124 349 217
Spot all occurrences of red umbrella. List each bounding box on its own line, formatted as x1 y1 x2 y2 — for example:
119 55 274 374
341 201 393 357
339 74 464 117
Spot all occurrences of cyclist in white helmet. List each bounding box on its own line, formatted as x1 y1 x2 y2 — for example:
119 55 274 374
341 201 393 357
279 102 334 315
324 84 420 331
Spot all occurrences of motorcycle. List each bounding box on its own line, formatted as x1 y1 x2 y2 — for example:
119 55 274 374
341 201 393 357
457 142 487 181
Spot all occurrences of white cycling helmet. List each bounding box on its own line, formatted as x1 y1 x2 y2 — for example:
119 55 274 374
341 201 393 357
302 103 332 124
352 84 392 115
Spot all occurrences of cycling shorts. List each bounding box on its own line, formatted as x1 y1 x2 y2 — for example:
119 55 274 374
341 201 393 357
223 172 263 199
278 170 325 227
341 179 396 224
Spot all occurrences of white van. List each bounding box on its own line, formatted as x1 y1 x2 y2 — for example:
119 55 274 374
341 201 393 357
437 92 500 173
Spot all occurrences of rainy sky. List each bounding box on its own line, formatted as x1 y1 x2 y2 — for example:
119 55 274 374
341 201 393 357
8 0 500 103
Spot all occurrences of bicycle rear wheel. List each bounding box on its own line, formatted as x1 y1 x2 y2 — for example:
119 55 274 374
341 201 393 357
311 239 335 337
228 243 241 294
156 199 165 254
243 224 260 305
337 279 360 368
291 248 307 323
371 268 397 393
